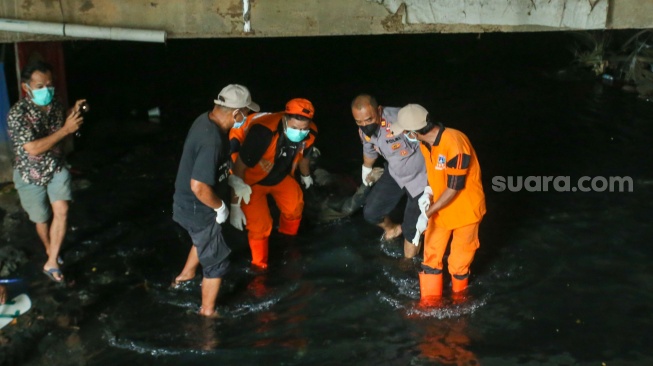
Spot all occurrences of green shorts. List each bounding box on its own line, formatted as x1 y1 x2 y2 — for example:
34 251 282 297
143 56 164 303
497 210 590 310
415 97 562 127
13 168 72 223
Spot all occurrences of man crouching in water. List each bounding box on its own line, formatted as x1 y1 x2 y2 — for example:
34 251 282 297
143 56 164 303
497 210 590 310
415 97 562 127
172 84 259 317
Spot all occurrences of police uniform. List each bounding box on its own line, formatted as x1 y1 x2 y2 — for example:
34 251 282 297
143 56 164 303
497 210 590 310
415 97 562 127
360 107 428 242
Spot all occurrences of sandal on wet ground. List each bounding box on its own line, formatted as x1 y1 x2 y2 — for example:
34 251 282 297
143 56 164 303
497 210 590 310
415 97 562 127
43 268 64 283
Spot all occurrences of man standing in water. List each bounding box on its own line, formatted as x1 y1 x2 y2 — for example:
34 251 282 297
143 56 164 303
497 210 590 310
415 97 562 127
172 84 259 317
350 94 427 259
391 104 485 304
7 60 86 283
228 98 317 271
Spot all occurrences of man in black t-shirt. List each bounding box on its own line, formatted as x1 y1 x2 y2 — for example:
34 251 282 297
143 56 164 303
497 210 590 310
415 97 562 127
172 84 259 317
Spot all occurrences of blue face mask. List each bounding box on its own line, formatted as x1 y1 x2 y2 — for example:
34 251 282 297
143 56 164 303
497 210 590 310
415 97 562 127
233 111 246 129
27 85 55 106
404 131 419 143
285 121 310 143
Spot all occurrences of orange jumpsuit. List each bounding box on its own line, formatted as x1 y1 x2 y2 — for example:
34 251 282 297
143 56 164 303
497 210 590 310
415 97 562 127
420 124 485 277
229 112 317 268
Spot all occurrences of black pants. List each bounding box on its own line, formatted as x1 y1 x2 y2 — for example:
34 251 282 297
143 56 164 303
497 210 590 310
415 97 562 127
363 170 422 242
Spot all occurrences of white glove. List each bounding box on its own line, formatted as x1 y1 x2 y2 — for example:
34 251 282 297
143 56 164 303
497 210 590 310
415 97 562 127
228 175 252 204
412 213 429 246
229 203 247 230
418 186 433 215
214 202 229 224
361 165 373 186
301 175 313 189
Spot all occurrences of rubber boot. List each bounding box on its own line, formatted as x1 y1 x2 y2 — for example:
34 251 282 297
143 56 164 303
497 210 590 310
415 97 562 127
451 275 469 305
418 272 443 307
249 237 269 271
278 216 301 236
451 276 469 293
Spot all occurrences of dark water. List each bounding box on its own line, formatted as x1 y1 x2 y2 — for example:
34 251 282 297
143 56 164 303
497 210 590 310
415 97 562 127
10 32 653 365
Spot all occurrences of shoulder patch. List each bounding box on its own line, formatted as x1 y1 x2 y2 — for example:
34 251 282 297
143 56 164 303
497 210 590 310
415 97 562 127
436 154 446 170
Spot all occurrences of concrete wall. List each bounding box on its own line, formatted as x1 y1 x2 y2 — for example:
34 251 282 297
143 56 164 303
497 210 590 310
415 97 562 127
0 0 651 43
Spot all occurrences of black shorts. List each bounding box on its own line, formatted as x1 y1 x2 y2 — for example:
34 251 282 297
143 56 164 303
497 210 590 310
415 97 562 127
363 171 422 242
175 218 231 278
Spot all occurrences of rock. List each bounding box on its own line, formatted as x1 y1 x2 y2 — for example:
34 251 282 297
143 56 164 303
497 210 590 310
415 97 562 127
0 247 28 277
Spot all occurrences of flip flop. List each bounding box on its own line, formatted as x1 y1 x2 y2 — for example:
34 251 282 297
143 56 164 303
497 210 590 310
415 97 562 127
42 268 64 283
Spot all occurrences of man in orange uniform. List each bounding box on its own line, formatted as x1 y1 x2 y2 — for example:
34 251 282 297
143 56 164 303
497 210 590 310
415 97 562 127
391 104 486 304
228 99 317 271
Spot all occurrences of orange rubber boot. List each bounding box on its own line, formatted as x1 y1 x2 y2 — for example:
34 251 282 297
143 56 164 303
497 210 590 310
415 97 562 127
278 216 301 236
418 272 443 307
451 277 469 293
451 276 469 305
249 237 269 271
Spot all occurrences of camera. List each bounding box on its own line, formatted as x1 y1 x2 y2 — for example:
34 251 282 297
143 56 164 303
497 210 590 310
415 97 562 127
75 101 89 137
78 101 90 115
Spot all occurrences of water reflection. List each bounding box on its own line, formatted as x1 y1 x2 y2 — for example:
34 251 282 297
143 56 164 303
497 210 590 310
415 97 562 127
417 317 478 366
249 235 311 355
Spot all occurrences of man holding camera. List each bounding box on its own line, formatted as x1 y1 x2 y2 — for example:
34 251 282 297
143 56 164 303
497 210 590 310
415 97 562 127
7 60 86 283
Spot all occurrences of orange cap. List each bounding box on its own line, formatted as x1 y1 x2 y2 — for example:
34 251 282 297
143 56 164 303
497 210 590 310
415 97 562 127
285 98 314 119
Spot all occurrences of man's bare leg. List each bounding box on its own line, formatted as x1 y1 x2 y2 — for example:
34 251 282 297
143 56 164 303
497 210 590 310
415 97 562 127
379 217 402 240
199 277 221 317
174 246 199 285
43 201 68 281
36 221 51 255
404 238 422 258
0 285 6 304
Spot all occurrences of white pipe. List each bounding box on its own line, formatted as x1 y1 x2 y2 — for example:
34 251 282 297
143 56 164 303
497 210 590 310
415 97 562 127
0 19 63 36
65 24 165 43
0 18 166 43
243 0 251 33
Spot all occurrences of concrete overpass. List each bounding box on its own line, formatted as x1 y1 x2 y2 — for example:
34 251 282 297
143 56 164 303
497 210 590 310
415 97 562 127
0 0 651 43
0 0 651 183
